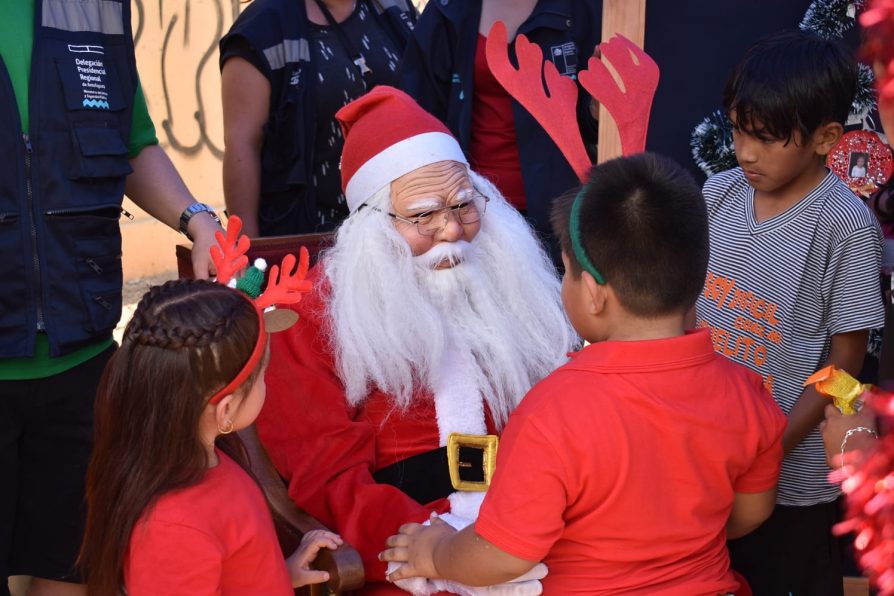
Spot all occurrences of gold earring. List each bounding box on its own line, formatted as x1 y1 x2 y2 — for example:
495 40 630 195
218 419 234 435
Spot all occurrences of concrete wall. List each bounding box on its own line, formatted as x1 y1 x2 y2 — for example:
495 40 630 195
123 0 241 280
124 0 428 281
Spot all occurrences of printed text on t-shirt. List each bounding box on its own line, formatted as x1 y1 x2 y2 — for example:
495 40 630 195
697 271 781 392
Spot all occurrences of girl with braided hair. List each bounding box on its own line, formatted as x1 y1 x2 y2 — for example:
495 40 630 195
78 279 341 595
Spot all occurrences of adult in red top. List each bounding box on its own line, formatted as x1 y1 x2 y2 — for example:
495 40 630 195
258 86 576 595
476 330 786 594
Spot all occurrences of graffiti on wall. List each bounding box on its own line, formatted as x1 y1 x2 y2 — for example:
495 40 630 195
132 0 242 161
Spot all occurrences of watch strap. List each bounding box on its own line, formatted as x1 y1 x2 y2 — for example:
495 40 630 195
179 203 219 241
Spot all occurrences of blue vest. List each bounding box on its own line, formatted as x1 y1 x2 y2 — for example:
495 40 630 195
0 0 137 357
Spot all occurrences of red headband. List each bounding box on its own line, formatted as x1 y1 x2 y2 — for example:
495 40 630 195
207 300 267 405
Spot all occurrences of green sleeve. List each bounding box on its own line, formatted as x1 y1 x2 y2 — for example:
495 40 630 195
129 79 159 157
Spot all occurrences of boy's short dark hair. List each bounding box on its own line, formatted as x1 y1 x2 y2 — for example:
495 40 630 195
551 153 708 317
723 30 857 142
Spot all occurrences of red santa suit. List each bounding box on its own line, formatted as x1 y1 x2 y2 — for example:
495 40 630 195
258 265 497 595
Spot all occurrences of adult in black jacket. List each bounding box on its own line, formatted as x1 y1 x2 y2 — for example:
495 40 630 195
221 0 416 237
399 0 601 261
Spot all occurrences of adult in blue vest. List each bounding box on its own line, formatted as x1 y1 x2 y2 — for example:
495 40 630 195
0 3 220 595
220 0 416 237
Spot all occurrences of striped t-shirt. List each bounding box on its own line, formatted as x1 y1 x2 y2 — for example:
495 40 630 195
695 168 884 506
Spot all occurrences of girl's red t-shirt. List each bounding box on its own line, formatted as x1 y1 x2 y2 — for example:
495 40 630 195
125 450 293 595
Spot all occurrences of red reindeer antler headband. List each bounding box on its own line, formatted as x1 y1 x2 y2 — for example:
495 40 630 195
485 21 659 177
486 22 659 285
207 215 312 404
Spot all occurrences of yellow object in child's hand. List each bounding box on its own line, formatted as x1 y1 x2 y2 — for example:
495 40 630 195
804 365 872 415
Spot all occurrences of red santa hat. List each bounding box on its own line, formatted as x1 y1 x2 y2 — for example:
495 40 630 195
337 86 468 212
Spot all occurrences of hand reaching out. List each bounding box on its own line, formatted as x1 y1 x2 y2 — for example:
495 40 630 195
188 210 224 279
286 529 343 588
380 515 457 582
380 513 547 595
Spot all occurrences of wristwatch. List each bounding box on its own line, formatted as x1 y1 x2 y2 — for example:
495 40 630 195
179 203 220 241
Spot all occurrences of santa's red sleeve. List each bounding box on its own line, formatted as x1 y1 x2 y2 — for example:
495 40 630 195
256 273 450 583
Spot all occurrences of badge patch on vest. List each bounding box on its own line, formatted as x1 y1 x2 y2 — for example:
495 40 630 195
67 44 104 55
549 42 578 76
56 46 124 111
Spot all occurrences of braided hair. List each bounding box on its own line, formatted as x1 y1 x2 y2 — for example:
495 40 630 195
80 279 262 596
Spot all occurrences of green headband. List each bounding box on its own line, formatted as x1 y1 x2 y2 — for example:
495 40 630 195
569 184 605 285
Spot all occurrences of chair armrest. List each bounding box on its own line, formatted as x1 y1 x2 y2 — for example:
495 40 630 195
239 425 365 593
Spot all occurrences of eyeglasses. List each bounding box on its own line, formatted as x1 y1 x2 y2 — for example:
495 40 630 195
359 193 489 237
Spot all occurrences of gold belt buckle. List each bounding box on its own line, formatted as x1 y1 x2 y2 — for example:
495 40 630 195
447 433 499 491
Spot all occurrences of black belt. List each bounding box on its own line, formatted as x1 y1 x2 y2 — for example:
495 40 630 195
373 443 489 505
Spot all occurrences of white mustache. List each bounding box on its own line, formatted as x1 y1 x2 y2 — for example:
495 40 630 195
413 240 472 269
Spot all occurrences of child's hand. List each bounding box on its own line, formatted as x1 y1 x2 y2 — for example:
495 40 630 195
379 515 456 582
286 529 343 588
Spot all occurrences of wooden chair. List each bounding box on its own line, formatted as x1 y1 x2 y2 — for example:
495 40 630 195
178 232 364 595
176 232 334 279
239 425 364 596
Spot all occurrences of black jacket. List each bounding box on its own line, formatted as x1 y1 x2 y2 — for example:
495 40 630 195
0 0 137 357
399 0 601 250
220 0 416 236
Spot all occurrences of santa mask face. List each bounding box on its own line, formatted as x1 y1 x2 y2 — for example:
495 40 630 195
390 161 482 263
324 169 578 421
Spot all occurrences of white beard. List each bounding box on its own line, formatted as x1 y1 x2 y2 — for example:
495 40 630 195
322 171 578 431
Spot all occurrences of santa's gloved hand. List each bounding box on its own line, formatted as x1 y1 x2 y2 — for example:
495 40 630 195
431 564 548 596
427 513 547 596
384 514 548 596
387 563 547 596
387 561 439 596
435 511 474 531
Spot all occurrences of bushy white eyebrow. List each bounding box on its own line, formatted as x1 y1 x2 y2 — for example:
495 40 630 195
406 198 443 210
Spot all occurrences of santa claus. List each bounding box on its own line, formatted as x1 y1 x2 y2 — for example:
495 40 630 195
257 86 577 595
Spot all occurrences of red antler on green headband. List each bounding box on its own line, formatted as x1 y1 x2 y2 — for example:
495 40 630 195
211 215 313 330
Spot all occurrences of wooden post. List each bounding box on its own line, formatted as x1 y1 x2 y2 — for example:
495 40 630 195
597 0 647 163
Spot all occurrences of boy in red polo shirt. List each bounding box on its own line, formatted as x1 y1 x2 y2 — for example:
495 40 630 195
380 153 787 594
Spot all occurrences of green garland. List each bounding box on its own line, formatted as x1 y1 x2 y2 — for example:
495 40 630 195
800 0 864 39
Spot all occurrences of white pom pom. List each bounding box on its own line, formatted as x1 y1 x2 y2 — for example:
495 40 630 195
254 258 267 271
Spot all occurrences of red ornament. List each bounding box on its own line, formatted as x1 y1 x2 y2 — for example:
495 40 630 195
827 130 894 197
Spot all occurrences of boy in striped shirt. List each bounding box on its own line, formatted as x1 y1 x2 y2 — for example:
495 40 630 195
695 30 885 595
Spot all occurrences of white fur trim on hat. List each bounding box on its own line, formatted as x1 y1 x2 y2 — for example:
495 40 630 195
344 131 468 212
